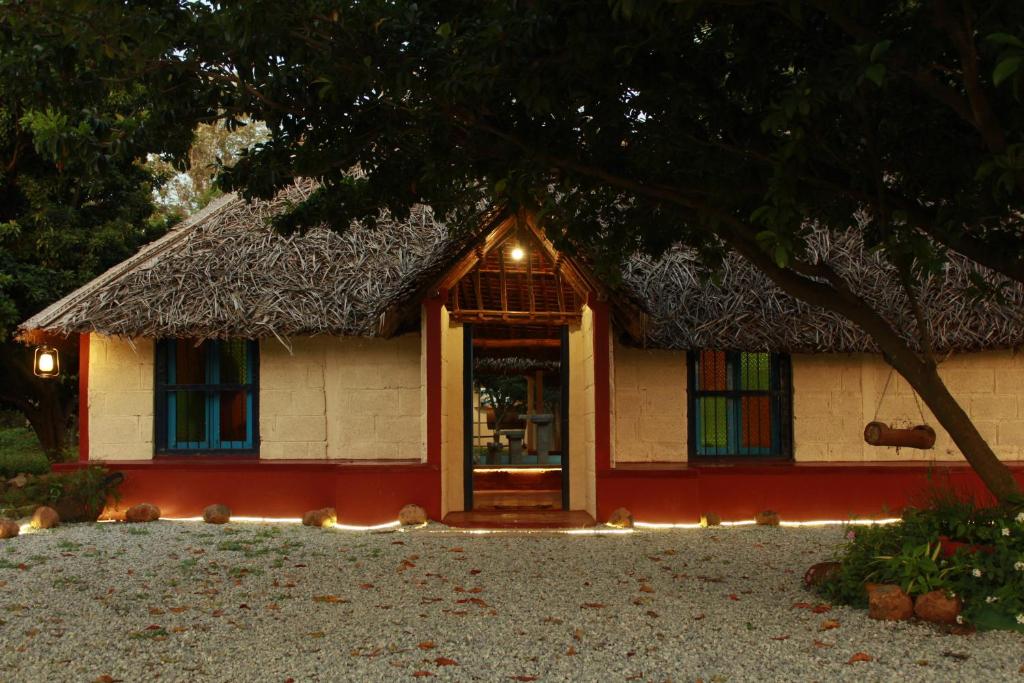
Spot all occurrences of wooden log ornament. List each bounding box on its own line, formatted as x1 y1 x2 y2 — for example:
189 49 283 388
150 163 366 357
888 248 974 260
863 421 936 449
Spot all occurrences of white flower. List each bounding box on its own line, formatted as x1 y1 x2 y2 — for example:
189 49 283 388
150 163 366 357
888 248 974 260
1003 528 1011 537
1017 512 1024 524
986 596 999 603
956 615 964 624
1017 614 1024 625
1015 561 1024 571
972 568 983 577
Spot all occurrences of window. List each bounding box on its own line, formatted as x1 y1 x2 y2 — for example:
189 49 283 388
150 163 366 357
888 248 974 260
155 339 258 453
688 350 791 458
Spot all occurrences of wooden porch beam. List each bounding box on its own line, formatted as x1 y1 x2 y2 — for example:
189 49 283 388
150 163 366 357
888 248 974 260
472 338 562 349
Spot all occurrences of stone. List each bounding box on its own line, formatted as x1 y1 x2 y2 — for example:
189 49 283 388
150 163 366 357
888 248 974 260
125 503 161 523
914 590 961 625
866 583 914 621
700 512 721 527
0 519 19 539
398 504 428 526
755 510 781 526
803 561 842 588
202 504 231 524
606 507 634 529
29 506 59 530
302 507 337 528
7 474 27 488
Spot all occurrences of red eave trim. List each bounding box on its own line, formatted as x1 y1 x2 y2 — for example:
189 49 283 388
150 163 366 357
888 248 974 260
78 332 89 463
424 292 445 468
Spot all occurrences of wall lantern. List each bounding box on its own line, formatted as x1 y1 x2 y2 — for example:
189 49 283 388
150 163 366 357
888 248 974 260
510 245 525 261
33 345 60 378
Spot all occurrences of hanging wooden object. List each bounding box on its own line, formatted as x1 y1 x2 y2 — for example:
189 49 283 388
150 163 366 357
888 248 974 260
863 422 936 449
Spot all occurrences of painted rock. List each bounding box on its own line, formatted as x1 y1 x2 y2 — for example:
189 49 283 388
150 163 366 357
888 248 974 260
0 519 19 539
914 590 961 625
755 510 781 526
29 506 59 530
202 504 231 524
606 507 634 529
125 503 161 523
398 504 428 526
803 561 841 588
700 512 722 527
302 507 337 528
867 583 913 621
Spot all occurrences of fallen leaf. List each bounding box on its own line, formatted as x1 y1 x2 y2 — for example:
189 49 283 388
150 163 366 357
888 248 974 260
360 583 375 590
434 657 458 666
93 676 120 683
693 613 706 620
566 646 577 656
581 603 605 609
168 606 188 614
770 635 790 641
820 619 840 631
848 652 873 664
573 628 584 641
813 640 833 649
543 616 563 624
812 604 832 614
728 594 740 601
639 584 654 594
148 607 164 616
469 569 482 575
313 595 347 604
510 677 537 682
645 610 659 618
791 602 813 609
412 671 434 678
306 631 325 639
448 547 464 553
418 641 436 650
941 651 970 661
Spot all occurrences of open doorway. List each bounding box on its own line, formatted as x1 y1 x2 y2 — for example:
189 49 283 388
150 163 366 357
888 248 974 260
463 324 569 511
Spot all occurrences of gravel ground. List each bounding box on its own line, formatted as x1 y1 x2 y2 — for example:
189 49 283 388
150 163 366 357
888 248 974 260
0 521 1021 682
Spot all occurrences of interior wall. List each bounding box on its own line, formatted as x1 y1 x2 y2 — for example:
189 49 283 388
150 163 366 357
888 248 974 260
794 350 1024 462
87 334 154 460
611 342 688 463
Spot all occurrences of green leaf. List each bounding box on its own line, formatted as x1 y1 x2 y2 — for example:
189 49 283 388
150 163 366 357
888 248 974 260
864 63 886 87
773 245 790 268
986 33 1024 49
494 178 507 195
436 22 451 39
993 56 1023 86
870 40 892 63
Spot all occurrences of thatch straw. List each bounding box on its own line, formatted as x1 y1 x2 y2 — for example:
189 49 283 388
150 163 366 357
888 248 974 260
20 181 1024 354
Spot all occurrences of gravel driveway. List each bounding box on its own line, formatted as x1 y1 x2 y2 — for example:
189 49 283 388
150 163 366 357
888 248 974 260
0 521 1021 682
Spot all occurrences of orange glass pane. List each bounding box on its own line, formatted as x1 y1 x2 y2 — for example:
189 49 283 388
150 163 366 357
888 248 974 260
219 391 247 442
699 350 727 391
741 395 772 448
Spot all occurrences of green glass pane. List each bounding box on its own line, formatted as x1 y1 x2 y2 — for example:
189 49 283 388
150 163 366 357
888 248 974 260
174 390 206 442
739 352 770 391
219 340 248 384
699 397 729 448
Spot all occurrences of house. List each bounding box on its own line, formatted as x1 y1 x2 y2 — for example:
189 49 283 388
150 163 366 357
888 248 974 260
18 181 1024 525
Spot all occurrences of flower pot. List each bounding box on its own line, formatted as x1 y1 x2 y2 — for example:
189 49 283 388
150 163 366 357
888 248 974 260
937 535 995 558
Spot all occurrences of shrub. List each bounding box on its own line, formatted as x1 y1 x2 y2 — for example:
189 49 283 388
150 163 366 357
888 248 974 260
0 428 52 478
0 466 122 521
819 498 1024 631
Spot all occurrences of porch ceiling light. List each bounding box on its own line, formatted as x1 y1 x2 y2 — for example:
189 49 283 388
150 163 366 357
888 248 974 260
33 345 60 378
510 245 525 261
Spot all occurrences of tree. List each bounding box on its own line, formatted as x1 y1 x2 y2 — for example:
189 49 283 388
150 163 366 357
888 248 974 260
0 1 217 458
191 1 1023 501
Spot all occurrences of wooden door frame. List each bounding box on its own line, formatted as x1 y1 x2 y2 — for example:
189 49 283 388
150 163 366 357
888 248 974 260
462 323 570 511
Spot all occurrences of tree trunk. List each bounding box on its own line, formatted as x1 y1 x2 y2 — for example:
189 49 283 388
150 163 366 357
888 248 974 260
892 356 1020 502
0 341 76 464
22 381 68 462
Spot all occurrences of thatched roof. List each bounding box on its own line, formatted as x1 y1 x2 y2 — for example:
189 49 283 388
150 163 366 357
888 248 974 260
19 181 1024 353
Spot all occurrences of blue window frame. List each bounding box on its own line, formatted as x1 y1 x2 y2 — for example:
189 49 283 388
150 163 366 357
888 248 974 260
687 350 792 458
155 339 259 453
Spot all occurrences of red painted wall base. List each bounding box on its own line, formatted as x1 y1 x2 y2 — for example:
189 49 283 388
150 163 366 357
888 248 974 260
597 462 1024 523
55 459 441 525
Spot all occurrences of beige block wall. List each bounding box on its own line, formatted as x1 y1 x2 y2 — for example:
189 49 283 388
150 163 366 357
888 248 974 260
611 343 687 463
260 335 424 460
88 334 154 460
568 305 596 514
440 307 464 516
793 350 1024 462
